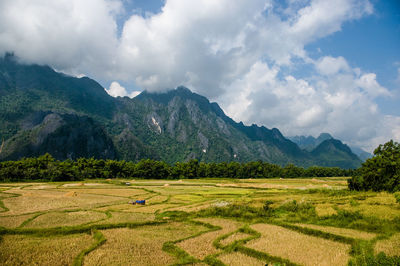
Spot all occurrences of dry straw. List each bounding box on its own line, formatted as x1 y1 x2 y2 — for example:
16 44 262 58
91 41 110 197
295 223 376 240
246 223 351 266
375 233 400 257
26 211 107 228
0 234 94 265
84 222 205 265
220 232 251 246
177 218 242 259
218 252 265 266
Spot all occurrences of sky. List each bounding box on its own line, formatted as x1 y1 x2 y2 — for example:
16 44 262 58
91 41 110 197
0 0 399 152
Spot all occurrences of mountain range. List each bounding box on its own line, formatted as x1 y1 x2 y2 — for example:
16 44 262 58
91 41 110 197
0 55 362 168
289 133 372 161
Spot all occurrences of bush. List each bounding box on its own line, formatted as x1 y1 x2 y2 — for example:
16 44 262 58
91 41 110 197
394 192 400 204
263 200 274 211
348 140 400 192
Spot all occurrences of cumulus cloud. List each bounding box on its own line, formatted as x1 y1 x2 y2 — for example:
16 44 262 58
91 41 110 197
0 0 397 151
0 0 121 76
316 56 350 75
106 81 141 98
110 0 375 95
217 55 395 152
356 73 391 98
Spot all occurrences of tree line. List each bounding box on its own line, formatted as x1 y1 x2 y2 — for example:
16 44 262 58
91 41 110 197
348 140 399 192
0 153 355 182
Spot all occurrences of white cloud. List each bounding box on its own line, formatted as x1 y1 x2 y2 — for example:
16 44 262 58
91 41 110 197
218 56 396 152
0 0 374 93
356 73 391 98
106 81 140 98
112 0 374 94
0 0 121 76
289 0 373 43
316 56 350 75
1 0 397 152
360 115 400 152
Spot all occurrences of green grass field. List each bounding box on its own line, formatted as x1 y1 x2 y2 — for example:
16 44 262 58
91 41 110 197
0 178 399 265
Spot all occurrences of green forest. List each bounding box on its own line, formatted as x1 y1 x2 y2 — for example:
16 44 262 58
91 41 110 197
1 140 398 193
0 153 354 182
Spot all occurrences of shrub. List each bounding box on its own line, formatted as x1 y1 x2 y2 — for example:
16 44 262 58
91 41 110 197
394 192 400 204
348 140 400 192
263 200 274 211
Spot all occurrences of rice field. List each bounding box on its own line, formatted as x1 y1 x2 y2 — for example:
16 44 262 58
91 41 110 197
176 218 243 259
84 223 206 266
375 233 400 257
25 211 107 228
295 223 377 240
0 178 399 265
0 233 94 265
246 223 351 266
220 232 251 246
218 252 265 266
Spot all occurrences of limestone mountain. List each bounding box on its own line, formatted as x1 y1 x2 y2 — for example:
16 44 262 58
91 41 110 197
290 133 370 163
311 139 362 169
289 133 334 151
0 56 362 168
120 87 312 165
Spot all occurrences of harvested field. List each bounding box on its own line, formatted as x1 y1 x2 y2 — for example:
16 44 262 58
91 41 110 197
84 223 206 265
1 190 123 215
246 223 351 266
177 218 242 259
147 195 169 203
295 223 377 240
172 194 204 202
59 188 149 197
0 213 36 228
0 233 94 265
374 233 400 257
0 178 397 265
217 178 348 190
218 252 266 266
62 183 104 187
126 203 178 213
94 211 155 224
196 217 243 231
26 184 59 190
167 201 215 212
95 203 135 212
220 232 251 246
25 211 107 228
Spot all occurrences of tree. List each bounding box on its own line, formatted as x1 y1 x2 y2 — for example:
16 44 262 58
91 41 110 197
348 140 400 192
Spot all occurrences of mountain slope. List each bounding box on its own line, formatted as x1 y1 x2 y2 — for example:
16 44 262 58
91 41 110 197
0 56 362 168
120 86 313 165
1 112 116 161
290 133 371 162
289 133 333 151
311 139 362 168
348 145 372 161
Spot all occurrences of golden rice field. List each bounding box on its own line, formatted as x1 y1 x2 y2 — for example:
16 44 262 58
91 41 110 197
0 178 399 265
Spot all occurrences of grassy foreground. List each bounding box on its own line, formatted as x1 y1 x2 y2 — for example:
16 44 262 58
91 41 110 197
0 178 399 265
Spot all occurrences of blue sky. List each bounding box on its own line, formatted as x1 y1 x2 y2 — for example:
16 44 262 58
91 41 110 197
0 0 399 151
307 0 400 115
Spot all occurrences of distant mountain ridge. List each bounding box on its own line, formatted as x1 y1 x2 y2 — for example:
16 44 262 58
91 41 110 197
289 133 372 162
0 55 362 168
289 133 334 151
